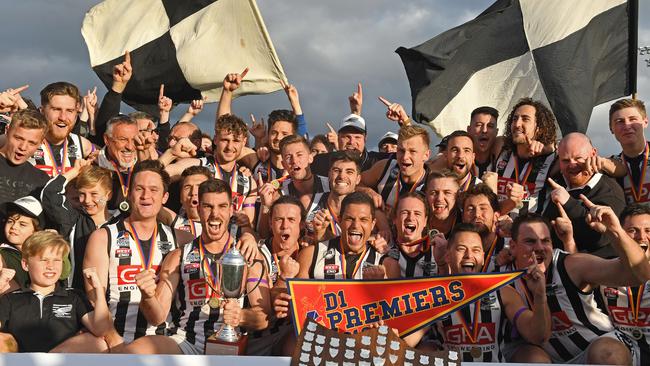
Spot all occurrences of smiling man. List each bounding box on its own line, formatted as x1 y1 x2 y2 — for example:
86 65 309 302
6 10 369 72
426 170 461 237
404 223 550 362
495 98 557 215
543 133 625 257
0 109 49 210
30 82 94 178
296 192 399 279
83 160 180 344
443 130 481 192
361 125 431 212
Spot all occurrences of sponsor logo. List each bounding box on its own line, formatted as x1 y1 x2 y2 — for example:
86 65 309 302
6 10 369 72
324 264 340 275
551 311 574 332
188 278 211 305
115 247 132 258
158 240 172 254
117 265 159 291
186 250 200 263
496 177 535 199
480 293 498 310
609 306 650 326
33 149 44 159
183 263 200 274
34 165 53 176
603 287 619 299
443 323 496 345
52 304 72 318
624 185 650 204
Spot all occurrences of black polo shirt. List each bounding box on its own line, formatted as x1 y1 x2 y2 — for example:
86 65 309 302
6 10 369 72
310 149 393 176
0 284 92 352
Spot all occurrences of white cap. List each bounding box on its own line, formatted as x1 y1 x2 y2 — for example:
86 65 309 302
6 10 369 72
4 196 44 229
338 114 366 133
379 131 398 146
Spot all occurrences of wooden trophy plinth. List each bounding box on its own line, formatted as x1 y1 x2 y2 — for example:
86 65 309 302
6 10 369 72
204 332 248 355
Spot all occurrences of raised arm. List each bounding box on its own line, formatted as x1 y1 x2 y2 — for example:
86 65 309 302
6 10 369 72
217 68 248 118
136 248 182 325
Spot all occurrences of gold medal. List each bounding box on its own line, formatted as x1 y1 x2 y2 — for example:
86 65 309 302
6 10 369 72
271 179 281 189
470 347 482 358
119 200 130 211
208 297 221 309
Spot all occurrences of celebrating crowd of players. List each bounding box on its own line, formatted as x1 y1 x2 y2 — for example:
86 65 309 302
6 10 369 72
1 54 650 364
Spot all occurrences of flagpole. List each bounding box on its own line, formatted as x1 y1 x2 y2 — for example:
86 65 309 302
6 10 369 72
629 0 639 98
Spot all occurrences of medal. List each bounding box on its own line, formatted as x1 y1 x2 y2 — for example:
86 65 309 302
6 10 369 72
627 283 646 338
470 347 482 358
271 174 290 189
208 296 221 309
622 142 650 203
631 329 643 340
119 200 130 212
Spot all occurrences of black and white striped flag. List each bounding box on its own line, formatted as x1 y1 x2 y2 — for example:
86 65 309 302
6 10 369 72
397 0 637 137
82 0 287 113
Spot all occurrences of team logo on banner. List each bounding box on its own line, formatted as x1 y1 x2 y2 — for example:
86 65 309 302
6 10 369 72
287 271 524 336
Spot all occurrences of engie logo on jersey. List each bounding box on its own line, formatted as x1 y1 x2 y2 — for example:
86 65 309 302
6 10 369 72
187 278 211 306
117 265 159 290
609 306 650 326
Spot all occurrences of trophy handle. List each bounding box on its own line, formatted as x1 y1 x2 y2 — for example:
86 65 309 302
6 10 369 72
241 258 267 297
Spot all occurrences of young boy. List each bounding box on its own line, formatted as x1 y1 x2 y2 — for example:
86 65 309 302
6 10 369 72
0 231 113 352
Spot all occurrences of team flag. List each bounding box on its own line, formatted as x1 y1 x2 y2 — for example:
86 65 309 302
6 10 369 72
396 0 638 137
287 271 524 336
81 0 287 114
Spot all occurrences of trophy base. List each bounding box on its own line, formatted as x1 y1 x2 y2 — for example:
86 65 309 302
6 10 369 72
204 334 248 355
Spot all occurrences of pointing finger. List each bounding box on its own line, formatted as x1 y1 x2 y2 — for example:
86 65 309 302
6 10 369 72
357 82 363 97
10 85 29 95
326 122 336 133
124 50 131 64
555 200 568 218
579 194 596 209
159 84 165 99
378 96 391 107
546 177 561 189
240 67 249 79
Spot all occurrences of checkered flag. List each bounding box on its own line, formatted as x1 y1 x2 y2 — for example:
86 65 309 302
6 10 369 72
397 0 637 137
82 0 287 114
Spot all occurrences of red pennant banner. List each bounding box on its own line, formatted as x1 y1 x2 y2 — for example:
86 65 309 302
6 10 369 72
287 271 524 336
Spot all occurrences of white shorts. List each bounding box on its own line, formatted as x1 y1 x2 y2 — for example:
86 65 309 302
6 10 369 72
169 333 202 355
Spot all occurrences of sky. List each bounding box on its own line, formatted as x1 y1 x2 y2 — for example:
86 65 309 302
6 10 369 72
1 0 648 156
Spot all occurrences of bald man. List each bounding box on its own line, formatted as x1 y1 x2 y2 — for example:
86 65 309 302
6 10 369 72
543 133 625 257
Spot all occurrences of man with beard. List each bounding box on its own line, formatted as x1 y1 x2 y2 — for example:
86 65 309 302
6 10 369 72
30 82 95 178
495 98 557 215
361 125 431 212
119 179 268 354
442 130 481 192
296 192 399 279
601 204 650 366
83 160 180 344
391 192 439 277
461 184 508 272
426 170 461 237
164 114 258 226
257 135 329 240
544 133 625 257
404 223 550 362
159 166 212 239
0 109 49 210
96 115 139 214
507 204 650 364
609 99 650 207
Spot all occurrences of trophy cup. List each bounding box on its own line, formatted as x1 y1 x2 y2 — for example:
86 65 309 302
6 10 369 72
204 246 265 355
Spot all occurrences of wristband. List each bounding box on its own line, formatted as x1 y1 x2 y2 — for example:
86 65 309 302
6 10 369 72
247 278 269 285
242 203 256 208
510 306 528 338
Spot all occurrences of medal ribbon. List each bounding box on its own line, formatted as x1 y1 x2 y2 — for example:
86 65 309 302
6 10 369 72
395 169 426 208
125 221 157 271
110 161 133 200
340 238 368 279
43 139 68 176
326 201 341 236
401 236 430 253
199 233 231 297
513 156 534 186
518 278 534 309
627 283 646 325
188 219 198 238
457 302 482 344
215 163 238 195
459 174 473 192
481 237 498 272
622 142 649 202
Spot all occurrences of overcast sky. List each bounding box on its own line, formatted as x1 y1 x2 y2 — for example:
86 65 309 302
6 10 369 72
1 0 648 156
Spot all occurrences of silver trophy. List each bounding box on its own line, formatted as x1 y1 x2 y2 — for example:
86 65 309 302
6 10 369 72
212 246 248 343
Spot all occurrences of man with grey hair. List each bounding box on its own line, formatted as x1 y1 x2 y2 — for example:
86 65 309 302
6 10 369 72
96 115 139 213
543 132 625 257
